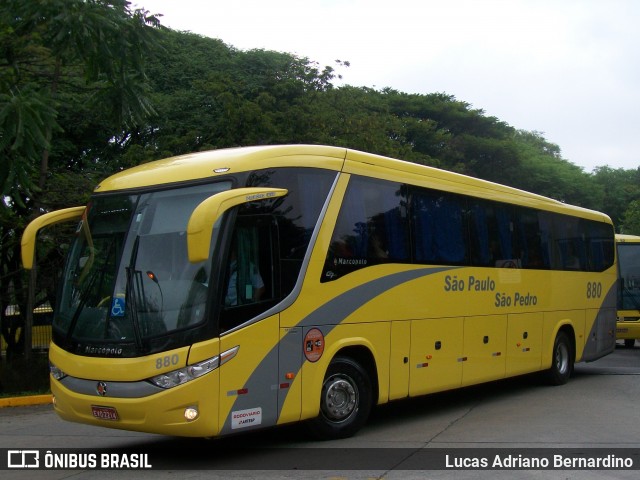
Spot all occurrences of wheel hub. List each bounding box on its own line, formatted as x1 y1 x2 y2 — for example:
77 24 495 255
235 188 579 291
556 343 569 374
321 376 358 422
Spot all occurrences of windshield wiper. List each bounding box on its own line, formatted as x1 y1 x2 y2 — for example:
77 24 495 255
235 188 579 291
125 236 144 351
65 263 105 343
65 235 120 342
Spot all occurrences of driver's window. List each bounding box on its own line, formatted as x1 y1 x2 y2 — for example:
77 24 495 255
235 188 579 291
219 216 278 332
224 227 265 307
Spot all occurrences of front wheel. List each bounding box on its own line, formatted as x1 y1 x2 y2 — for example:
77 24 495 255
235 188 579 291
308 356 373 440
624 339 636 348
546 331 574 385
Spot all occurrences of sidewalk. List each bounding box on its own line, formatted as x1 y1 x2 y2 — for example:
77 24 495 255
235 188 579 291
0 394 53 408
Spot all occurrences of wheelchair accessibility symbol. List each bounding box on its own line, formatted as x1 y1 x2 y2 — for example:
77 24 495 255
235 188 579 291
111 297 126 317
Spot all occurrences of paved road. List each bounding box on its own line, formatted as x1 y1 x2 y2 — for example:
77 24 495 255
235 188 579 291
1 343 639 479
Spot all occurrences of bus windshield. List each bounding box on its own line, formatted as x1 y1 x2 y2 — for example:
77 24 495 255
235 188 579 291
618 241 640 310
55 182 231 356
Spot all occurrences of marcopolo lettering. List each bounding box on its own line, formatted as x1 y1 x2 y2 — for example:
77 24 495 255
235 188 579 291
83 345 123 356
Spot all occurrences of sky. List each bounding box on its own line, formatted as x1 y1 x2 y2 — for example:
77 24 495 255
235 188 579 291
134 0 640 172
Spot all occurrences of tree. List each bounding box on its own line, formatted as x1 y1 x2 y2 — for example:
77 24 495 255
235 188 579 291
1 0 162 198
0 0 162 358
510 131 601 207
592 166 640 229
621 200 640 235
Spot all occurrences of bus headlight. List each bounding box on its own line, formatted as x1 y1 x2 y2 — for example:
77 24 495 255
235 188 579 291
148 346 239 389
148 356 220 389
50 362 67 381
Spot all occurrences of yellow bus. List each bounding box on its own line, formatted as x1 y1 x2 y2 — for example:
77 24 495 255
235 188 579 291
616 234 640 348
21 145 617 439
1 304 53 352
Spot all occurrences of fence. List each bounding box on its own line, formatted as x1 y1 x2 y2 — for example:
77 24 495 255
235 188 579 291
1 304 53 354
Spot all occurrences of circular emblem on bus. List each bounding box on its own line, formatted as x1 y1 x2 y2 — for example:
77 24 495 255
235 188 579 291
303 328 325 363
96 381 108 396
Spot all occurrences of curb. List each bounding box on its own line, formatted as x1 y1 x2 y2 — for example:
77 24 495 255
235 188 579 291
0 394 53 408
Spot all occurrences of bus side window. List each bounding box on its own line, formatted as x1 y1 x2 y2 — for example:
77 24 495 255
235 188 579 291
514 207 549 269
553 216 586 271
412 188 466 265
586 221 614 272
322 176 409 282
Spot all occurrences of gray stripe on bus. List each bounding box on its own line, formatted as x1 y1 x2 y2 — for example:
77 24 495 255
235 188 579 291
219 266 453 434
581 281 617 362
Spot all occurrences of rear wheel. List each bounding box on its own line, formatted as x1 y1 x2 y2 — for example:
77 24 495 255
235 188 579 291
308 356 373 439
624 339 636 348
547 331 574 385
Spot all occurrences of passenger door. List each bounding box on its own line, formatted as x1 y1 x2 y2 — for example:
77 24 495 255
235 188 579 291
217 214 282 435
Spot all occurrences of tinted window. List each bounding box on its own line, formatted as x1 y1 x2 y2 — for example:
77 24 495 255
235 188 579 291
323 176 409 281
585 221 615 272
322 174 614 282
412 188 466 265
468 199 518 268
514 207 550 269
618 243 640 309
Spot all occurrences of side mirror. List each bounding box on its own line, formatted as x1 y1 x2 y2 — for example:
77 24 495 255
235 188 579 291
21 206 86 269
186 187 287 263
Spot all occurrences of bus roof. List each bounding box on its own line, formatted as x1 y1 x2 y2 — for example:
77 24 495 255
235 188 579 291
616 234 640 243
95 144 611 223
95 145 347 193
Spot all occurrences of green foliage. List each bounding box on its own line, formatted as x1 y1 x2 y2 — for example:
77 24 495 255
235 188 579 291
0 1 163 372
592 166 640 228
0 0 163 202
0 88 59 206
621 200 640 235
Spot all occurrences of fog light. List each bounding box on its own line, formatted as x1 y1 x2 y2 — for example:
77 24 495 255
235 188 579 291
184 407 199 421
52 395 56 406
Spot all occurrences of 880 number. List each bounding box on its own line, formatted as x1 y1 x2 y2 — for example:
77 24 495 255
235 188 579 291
586 281 602 299
155 354 179 369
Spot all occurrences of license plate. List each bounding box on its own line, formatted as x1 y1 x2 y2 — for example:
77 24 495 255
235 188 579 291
91 405 119 421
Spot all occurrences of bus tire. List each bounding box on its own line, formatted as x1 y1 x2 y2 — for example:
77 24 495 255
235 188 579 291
309 356 373 440
547 331 574 386
624 339 635 348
